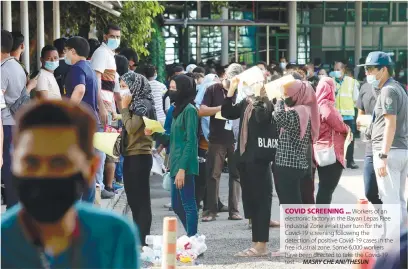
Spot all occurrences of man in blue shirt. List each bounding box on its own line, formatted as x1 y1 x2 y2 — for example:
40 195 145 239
64 36 112 201
1 100 140 268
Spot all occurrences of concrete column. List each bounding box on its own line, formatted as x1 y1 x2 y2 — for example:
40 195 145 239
196 1 201 63
235 26 239 62
2 1 12 31
20 1 30 74
53 1 61 40
288 1 297 63
221 7 229 66
266 26 270 65
355 1 363 64
37 0 45 69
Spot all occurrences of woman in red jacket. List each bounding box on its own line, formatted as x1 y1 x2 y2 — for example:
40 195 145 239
314 77 350 204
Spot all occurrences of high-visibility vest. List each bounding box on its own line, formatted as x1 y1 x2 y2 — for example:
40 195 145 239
334 76 358 116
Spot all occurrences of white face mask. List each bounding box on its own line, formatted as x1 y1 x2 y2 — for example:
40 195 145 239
280 62 287 69
242 85 254 97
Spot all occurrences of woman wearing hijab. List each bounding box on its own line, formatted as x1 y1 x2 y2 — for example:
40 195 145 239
273 80 320 205
145 75 199 237
221 76 279 257
119 71 156 246
314 77 350 204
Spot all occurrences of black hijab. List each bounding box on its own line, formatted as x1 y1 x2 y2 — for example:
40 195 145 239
172 74 196 119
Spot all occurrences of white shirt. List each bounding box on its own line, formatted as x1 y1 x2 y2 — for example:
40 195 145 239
148 80 167 125
36 69 62 99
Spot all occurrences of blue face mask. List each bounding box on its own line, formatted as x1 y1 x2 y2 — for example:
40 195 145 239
64 56 72 66
333 71 342 79
152 74 157 80
367 68 385 89
107 38 120 50
44 61 59 71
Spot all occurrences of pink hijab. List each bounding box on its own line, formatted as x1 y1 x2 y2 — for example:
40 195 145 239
285 80 320 142
316 77 336 105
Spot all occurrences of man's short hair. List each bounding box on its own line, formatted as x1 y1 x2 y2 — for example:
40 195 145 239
41 45 58 59
104 23 121 34
256 61 267 69
53 38 68 55
119 48 138 63
114 55 129 76
1 30 13 53
14 100 96 159
11 32 24 52
65 37 90 58
143 64 156 79
88 38 100 58
192 66 205 75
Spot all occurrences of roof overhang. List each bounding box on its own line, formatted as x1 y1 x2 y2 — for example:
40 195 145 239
87 1 122 17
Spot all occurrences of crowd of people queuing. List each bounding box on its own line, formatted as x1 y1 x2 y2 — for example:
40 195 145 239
1 21 407 267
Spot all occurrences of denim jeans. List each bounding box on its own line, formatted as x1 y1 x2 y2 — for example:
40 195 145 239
363 155 382 205
2 125 18 209
171 175 198 237
82 127 106 203
115 155 124 183
373 149 408 225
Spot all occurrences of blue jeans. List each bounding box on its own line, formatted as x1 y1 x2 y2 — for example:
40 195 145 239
171 175 198 237
115 155 124 183
2 125 18 209
363 155 382 205
82 127 106 203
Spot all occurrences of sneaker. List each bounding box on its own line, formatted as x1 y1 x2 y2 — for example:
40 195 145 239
101 189 115 199
112 182 123 191
164 202 172 208
105 186 118 194
347 161 359 169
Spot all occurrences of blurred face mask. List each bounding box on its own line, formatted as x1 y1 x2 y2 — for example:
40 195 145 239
280 62 287 70
367 68 384 89
44 61 59 71
107 38 120 50
333 70 342 79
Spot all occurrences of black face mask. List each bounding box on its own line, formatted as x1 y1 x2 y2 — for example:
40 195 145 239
13 173 86 223
284 97 296 107
168 90 179 104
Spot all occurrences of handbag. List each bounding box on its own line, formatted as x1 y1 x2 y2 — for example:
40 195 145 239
314 129 337 167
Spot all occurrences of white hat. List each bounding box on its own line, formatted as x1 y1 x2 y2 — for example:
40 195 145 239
186 64 198 73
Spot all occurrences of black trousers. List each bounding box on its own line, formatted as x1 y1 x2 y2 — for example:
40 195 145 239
239 162 272 242
275 165 308 205
123 154 153 246
196 148 207 210
316 161 344 204
344 119 355 163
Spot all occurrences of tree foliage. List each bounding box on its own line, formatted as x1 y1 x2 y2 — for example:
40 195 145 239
60 1 164 57
145 22 166 83
209 1 230 13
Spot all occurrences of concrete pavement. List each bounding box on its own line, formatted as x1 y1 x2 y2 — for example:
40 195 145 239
113 139 370 268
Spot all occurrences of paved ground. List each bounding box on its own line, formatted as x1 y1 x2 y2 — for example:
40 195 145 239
113 139 369 269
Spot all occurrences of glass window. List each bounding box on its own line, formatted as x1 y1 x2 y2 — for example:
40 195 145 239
325 2 347 22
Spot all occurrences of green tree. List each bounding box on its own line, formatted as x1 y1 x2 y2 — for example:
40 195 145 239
60 1 164 57
145 22 166 83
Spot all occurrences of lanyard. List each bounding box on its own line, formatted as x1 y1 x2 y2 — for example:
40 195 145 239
22 212 81 269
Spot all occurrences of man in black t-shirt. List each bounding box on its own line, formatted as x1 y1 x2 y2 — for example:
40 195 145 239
53 38 70 96
356 79 381 206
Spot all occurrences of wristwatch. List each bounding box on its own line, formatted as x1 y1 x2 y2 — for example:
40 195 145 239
378 153 388 159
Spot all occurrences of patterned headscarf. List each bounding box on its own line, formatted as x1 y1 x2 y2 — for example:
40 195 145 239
121 71 155 117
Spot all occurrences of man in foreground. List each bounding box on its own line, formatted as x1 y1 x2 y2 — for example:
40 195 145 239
1 100 140 268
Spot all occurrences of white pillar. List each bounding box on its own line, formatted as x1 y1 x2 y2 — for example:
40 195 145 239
53 1 61 40
266 26 270 65
20 1 30 74
288 1 297 63
37 1 45 69
2 1 12 31
355 1 363 64
235 26 239 62
221 7 229 66
196 1 201 64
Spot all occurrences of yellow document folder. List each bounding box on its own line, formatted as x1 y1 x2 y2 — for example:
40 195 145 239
93 132 120 158
215 111 227 121
143 117 165 134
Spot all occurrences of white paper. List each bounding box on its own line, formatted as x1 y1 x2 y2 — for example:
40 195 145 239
224 120 232 131
264 75 296 100
151 151 166 176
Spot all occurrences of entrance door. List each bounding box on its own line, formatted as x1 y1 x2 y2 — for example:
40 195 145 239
274 33 289 63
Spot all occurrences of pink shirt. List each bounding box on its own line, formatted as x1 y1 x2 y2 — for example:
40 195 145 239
314 101 350 168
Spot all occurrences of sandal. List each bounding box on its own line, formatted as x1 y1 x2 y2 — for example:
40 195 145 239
228 214 243 221
202 215 216 222
234 248 270 257
269 220 280 227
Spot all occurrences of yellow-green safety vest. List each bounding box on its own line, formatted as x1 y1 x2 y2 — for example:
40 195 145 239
334 76 358 117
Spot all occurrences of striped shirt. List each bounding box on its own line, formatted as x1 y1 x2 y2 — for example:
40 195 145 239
148 80 167 125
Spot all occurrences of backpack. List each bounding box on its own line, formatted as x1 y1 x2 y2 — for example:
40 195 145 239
1 58 31 116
